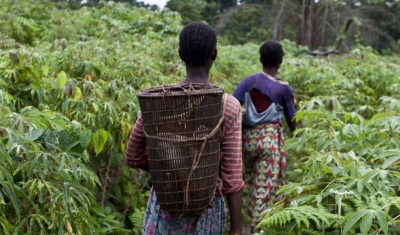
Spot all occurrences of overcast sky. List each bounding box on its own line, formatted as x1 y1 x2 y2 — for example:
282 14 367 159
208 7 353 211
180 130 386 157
142 0 168 9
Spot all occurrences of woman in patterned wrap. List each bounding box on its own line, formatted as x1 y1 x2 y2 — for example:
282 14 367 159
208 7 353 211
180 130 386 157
233 41 296 233
125 22 244 235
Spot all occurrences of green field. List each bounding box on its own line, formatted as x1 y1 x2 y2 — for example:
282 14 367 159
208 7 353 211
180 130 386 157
1 1 400 234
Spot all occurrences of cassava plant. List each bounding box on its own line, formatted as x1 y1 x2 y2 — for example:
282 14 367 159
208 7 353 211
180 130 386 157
256 47 400 234
1 0 400 234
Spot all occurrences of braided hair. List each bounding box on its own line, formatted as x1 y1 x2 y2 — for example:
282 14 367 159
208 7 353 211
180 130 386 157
178 22 217 66
259 41 284 68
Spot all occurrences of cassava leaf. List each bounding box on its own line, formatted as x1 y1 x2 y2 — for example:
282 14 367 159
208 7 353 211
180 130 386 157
80 129 92 148
57 71 67 89
343 210 369 234
382 155 400 169
58 130 70 151
42 64 49 76
360 211 373 235
1 182 21 218
92 129 108 155
73 86 82 101
376 211 388 235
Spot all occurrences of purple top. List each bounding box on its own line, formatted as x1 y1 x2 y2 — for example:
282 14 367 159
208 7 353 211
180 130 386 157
233 72 296 121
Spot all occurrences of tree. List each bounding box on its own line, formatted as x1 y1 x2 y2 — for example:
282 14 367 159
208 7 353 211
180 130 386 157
50 0 159 10
165 0 221 25
213 0 400 52
216 4 271 44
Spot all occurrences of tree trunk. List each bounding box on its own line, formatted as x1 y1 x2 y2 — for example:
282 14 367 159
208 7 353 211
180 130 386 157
272 3 285 41
320 1 329 49
300 0 306 44
305 0 314 50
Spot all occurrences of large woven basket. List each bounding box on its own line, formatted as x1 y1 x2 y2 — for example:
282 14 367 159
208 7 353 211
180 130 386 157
137 84 224 215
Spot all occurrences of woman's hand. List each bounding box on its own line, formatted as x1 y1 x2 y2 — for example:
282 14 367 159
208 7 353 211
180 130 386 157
226 190 243 235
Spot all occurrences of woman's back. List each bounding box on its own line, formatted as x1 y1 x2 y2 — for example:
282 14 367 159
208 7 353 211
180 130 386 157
233 72 295 122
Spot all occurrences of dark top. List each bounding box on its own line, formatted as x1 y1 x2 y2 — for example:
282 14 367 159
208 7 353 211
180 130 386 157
233 72 296 121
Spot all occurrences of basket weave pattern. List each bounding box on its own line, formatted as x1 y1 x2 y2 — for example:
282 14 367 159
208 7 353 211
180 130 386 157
137 84 224 215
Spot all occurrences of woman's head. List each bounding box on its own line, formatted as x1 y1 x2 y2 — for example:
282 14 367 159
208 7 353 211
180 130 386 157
178 22 217 66
259 41 284 68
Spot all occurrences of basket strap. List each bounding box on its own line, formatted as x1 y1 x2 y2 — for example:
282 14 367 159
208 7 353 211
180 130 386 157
184 94 228 210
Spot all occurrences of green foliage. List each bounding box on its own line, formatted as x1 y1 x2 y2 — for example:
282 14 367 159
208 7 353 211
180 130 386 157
218 5 271 45
1 0 400 234
0 0 178 233
256 47 400 234
165 0 221 26
258 205 339 233
129 208 145 235
0 105 102 234
166 0 205 25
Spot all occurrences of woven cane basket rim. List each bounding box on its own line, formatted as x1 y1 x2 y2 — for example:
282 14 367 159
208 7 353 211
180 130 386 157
137 83 224 98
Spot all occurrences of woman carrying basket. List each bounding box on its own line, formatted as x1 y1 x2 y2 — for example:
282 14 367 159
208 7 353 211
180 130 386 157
233 41 296 232
125 22 244 235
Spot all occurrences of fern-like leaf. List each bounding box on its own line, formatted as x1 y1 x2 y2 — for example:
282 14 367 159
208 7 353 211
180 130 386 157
257 205 339 231
128 208 145 234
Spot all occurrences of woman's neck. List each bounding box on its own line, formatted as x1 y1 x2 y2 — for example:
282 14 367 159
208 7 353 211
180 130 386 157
180 66 212 85
262 67 278 78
